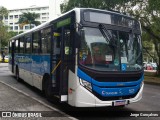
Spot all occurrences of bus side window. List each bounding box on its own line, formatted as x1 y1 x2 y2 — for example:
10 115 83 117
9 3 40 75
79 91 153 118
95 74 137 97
15 39 19 53
20 37 24 53
33 31 40 54
41 28 51 54
25 35 31 54
53 34 60 55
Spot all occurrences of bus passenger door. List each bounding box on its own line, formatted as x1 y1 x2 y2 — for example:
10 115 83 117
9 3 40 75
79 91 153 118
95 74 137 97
52 27 75 102
59 27 75 102
51 31 61 93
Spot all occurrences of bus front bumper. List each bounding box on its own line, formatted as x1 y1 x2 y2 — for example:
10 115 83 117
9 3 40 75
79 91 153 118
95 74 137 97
72 82 144 107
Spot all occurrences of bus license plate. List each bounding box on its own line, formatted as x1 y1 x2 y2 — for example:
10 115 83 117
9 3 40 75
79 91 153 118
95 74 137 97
114 100 126 106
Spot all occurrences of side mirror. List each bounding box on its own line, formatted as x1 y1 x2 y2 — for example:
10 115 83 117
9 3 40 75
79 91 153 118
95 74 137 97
75 29 85 48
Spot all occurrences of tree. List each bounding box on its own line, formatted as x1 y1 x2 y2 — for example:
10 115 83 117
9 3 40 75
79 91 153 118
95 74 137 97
0 6 8 21
8 31 19 37
0 6 9 49
0 23 10 46
60 0 129 13
142 32 157 63
17 12 41 29
0 7 18 49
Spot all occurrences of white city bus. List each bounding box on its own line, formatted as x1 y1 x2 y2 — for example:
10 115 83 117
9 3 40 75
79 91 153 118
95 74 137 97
9 8 144 107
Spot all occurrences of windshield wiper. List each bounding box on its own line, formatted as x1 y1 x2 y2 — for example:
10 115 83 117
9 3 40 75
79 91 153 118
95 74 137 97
128 29 134 50
99 24 117 47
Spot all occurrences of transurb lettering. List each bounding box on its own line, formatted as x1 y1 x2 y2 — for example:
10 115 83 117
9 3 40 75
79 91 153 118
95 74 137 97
102 91 118 95
16 56 32 63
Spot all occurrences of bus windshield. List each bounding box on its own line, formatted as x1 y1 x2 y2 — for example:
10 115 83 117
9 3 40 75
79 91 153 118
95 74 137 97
79 27 143 71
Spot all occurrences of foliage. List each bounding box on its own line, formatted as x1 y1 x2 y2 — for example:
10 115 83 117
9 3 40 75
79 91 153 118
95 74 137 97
17 12 41 29
8 31 19 37
0 22 10 47
0 25 18 47
141 31 157 63
60 0 130 13
0 6 8 20
0 7 18 47
0 6 9 48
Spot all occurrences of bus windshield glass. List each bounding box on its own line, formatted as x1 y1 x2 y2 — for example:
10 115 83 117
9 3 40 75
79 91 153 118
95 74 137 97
79 27 143 71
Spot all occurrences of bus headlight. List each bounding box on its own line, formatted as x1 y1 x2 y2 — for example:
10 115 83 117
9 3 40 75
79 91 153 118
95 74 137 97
80 79 92 91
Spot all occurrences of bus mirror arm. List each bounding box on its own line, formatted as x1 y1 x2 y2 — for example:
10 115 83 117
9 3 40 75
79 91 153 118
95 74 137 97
75 31 81 48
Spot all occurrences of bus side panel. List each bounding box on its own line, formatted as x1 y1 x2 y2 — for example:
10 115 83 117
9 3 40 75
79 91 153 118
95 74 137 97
68 69 96 107
17 54 32 85
16 54 50 90
31 54 50 90
68 70 79 106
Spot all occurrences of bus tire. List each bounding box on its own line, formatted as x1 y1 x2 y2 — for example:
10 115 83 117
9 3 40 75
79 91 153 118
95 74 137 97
16 67 20 82
43 75 52 100
116 105 125 108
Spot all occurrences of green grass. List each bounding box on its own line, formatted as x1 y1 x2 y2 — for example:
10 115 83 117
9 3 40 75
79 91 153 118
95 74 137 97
144 71 156 76
144 71 160 84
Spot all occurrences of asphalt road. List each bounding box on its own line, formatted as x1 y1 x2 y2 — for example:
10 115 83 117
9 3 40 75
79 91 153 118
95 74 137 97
0 63 160 120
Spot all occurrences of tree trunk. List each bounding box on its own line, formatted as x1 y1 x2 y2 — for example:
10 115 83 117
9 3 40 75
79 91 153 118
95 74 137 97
157 59 160 75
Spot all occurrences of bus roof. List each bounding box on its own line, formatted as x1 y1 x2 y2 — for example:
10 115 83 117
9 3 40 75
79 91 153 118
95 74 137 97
10 8 135 40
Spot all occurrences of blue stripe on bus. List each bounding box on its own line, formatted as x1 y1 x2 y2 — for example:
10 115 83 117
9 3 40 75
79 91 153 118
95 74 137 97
77 68 92 83
15 54 50 75
92 76 143 87
77 68 143 87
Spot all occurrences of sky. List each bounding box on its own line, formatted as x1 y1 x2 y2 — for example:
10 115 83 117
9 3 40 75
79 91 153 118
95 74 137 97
0 0 49 9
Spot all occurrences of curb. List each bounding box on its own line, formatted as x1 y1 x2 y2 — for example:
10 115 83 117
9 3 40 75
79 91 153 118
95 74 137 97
0 81 77 120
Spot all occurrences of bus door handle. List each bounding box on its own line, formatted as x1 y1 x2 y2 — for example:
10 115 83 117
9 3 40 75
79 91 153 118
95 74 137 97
51 60 62 74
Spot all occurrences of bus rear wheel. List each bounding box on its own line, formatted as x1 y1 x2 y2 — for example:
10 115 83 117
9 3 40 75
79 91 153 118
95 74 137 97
16 67 20 82
116 105 125 108
43 75 53 100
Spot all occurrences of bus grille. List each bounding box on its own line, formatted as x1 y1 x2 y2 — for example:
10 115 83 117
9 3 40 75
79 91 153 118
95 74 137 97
94 76 141 82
